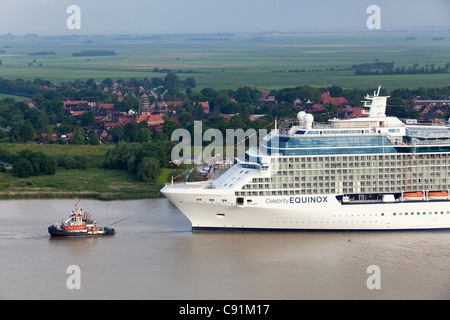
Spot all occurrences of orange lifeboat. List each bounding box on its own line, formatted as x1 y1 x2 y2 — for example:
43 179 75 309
428 191 449 200
403 192 424 200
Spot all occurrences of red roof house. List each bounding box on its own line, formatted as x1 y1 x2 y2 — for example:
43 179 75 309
321 92 348 106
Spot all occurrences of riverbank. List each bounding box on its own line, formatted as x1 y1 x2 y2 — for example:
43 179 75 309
0 167 166 200
0 143 168 200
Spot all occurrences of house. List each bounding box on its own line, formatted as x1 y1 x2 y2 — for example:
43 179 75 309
82 97 100 107
346 108 368 118
307 104 324 112
219 113 234 121
99 130 114 142
249 114 265 121
0 161 13 172
194 101 210 114
24 101 38 108
98 103 114 110
165 101 184 108
261 93 277 106
39 133 71 143
63 100 89 112
137 114 164 131
413 97 450 107
321 92 348 106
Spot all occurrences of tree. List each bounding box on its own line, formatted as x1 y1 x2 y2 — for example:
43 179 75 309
69 128 85 145
136 157 160 182
182 77 196 88
177 111 194 125
164 72 180 89
328 85 343 97
36 152 56 175
162 116 182 138
26 108 49 131
192 102 204 120
123 122 138 142
14 150 55 177
88 132 100 145
14 158 34 178
81 110 95 126
135 127 152 143
103 141 138 170
18 121 35 142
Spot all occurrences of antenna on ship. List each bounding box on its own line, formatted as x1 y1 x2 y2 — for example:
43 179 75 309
274 117 277 132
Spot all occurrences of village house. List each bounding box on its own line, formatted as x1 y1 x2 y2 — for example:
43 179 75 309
137 114 164 132
0 160 13 173
261 93 277 106
194 101 210 114
321 92 348 106
413 97 450 108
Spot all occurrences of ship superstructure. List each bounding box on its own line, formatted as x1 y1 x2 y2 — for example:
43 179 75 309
162 87 450 231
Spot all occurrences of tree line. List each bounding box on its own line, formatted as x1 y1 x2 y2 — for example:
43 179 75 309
0 148 89 178
353 61 450 75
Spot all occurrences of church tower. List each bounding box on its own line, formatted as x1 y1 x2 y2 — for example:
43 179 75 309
139 93 150 115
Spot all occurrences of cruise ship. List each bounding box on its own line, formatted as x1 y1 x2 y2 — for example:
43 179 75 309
161 87 450 232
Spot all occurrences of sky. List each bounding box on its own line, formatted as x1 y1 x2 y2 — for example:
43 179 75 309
0 0 448 35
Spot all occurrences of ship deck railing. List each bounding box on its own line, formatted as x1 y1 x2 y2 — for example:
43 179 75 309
279 120 403 135
164 181 213 189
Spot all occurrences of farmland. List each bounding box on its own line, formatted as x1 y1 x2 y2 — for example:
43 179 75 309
0 30 448 200
0 31 449 92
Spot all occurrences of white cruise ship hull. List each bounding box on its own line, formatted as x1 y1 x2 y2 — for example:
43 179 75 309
162 187 450 231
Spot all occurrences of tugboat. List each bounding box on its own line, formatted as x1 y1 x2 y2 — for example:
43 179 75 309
48 198 115 237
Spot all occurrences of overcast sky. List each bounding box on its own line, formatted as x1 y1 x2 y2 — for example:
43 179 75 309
0 0 448 35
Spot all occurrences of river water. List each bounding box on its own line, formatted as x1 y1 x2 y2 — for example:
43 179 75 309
0 198 449 300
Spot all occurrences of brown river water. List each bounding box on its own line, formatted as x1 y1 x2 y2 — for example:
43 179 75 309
0 198 449 299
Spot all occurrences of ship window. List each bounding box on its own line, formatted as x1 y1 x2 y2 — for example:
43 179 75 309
237 197 244 205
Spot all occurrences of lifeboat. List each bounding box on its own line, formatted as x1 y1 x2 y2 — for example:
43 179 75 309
403 192 424 200
48 197 114 237
428 191 449 200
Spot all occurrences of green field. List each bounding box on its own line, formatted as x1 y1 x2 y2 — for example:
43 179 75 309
0 31 449 92
0 143 166 200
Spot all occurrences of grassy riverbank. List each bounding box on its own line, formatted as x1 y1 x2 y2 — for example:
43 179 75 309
0 143 170 200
